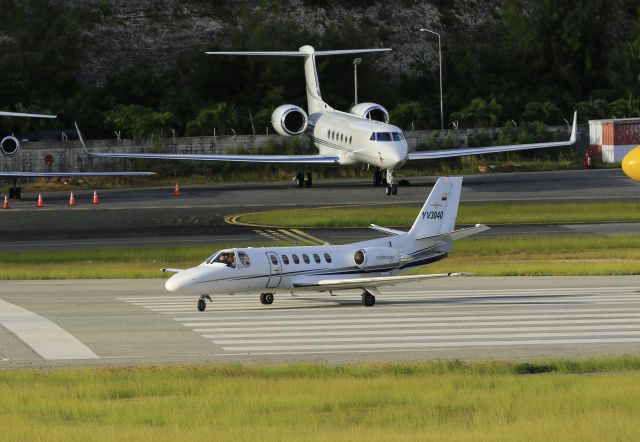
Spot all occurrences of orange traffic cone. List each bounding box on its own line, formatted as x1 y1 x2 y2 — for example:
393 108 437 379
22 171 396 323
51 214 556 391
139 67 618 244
2 196 9 209
69 191 76 206
37 193 44 208
91 189 99 205
174 183 181 197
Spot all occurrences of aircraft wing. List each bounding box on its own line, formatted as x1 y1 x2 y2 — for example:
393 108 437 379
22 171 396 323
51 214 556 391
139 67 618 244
408 111 577 161
83 151 341 164
0 111 57 118
75 122 339 164
292 272 471 292
0 171 155 177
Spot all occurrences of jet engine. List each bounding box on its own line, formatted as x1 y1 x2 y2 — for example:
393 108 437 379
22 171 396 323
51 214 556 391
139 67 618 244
353 247 401 270
271 104 308 136
350 102 390 123
0 135 20 156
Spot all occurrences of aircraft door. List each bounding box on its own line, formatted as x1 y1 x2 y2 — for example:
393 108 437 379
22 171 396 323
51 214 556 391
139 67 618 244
266 252 282 288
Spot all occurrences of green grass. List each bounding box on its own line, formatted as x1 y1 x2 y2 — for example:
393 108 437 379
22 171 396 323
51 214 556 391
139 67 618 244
1 235 639 279
1 358 640 441
234 201 640 227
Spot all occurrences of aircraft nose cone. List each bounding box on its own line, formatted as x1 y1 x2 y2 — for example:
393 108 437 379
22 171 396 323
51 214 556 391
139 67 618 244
165 274 184 292
382 143 408 168
622 146 640 181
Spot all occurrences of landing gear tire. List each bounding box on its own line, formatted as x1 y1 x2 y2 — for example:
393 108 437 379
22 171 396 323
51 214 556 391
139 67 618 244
197 294 211 312
305 172 313 188
391 184 398 195
373 169 383 187
260 293 274 305
295 172 304 188
361 291 376 307
385 185 391 196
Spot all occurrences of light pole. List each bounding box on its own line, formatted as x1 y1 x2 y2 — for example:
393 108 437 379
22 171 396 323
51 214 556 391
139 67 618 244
419 28 443 130
353 58 362 105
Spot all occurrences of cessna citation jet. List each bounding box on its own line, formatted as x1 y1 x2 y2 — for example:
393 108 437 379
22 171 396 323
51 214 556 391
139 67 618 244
1 111 154 197
163 176 488 311
80 45 577 196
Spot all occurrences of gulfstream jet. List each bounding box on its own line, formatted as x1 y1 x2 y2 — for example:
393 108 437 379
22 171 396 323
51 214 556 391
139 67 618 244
1 111 154 197
163 176 488 311
80 45 576 196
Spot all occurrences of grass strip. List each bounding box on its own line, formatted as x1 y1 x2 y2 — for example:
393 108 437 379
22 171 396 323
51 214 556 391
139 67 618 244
234 201 640 227
0 236 638 279
1 357 640 441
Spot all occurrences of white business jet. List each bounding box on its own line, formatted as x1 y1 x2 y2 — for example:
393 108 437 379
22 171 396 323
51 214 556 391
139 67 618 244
1 110 154 197
164 176 488 311
80 45 576 196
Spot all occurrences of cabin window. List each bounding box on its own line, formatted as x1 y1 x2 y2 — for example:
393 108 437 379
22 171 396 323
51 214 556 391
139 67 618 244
292 254 300 264
302 254 310 264
349 136 352 144
238 252 251 268
392 132 405 141
340 134 343 142
324 253 332 263
313 253 321 263
376 132 392 142
281 255 289 265
270 255 278 265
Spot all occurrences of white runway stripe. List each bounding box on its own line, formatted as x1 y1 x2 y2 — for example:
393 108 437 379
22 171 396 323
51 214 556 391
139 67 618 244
198 324 640 339
191 318 640 333
0 300 98 360
221 337 640 352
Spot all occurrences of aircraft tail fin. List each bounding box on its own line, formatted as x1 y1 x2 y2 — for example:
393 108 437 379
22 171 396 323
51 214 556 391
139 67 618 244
407 177 463 240
205 46 391 115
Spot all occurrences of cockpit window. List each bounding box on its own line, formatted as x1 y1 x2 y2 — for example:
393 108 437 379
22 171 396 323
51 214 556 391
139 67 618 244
376 132 392 141
208 251 236 268
370 133 375 141
392 132 405 141
238 252 250 268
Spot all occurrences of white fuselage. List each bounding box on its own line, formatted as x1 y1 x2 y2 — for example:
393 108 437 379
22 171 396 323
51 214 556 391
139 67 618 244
308 111 408 168
165 237 446 296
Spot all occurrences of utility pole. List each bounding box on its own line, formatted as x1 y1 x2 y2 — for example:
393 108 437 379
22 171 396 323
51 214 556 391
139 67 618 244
353 58 362 105
419 28 444 130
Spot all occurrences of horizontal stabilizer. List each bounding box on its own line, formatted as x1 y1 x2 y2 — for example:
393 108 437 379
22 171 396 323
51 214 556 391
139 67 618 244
369 224 405 236
417 224 490 241
293 272 472 292
205 48 391 57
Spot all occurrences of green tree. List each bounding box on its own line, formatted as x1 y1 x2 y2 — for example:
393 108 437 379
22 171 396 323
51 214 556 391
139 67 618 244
105 105 173 139
450 98 502 128
521 101 563 124
390 102 434 130
185 103 239 136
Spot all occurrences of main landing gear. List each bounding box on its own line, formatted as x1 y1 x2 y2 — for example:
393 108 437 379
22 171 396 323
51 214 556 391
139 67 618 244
260 293 274 305
295 171 313 188
361 289 376 307
197 294 212 312
374 168 397 196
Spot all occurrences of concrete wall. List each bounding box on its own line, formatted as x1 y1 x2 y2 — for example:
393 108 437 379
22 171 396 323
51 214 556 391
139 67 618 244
1 124 587 174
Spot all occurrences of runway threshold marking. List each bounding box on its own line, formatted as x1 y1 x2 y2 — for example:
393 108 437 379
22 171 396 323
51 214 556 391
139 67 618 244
119 288 640 357
0 300 98 360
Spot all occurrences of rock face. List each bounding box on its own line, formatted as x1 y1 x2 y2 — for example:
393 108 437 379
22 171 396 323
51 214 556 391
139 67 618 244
53 0 498 87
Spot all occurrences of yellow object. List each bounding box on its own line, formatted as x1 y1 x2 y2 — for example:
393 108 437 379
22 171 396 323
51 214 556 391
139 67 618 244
622 146 640 181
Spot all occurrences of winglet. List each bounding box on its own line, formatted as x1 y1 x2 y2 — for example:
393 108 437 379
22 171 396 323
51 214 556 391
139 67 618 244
74 122 90 155
570 110 577 144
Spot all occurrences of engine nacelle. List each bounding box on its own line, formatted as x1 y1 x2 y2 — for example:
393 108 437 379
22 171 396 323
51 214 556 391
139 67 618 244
353 247 401 270
271 104 308 137
0 136 20 156
350 102 390 123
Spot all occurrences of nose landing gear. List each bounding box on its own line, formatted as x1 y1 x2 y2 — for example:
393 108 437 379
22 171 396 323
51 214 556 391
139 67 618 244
197 294 212 312
260 293 275 305
361 289 376 307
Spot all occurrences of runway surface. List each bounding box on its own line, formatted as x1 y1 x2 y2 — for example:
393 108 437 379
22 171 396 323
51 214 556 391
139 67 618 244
1 276 639 367
2 169 639 248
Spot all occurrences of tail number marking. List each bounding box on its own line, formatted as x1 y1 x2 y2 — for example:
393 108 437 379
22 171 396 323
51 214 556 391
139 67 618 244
422 211 444 220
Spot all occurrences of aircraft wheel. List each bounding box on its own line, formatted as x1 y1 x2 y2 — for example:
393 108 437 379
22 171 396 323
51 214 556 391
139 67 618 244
385 185 391 196
197 298 206 312
391 184 398 195
373 170 383 187
260 293 274 305
362 292 376 307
